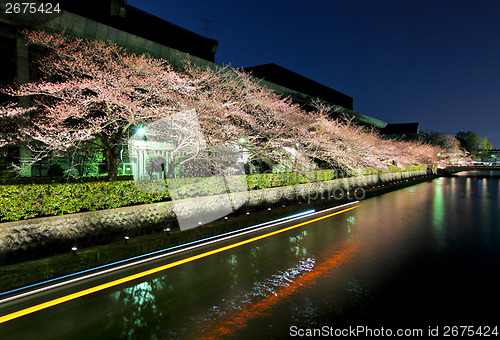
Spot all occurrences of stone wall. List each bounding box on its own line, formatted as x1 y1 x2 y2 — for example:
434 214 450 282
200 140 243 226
0 170 429 261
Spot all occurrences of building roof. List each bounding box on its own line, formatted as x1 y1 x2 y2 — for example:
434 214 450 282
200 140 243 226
243 63 353 110
380 122 420 135
38 0 218 61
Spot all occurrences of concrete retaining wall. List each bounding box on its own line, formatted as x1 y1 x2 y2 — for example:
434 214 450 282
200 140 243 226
0 170 429 260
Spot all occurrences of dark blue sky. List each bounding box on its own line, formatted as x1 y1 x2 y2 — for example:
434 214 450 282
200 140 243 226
128 0 500 148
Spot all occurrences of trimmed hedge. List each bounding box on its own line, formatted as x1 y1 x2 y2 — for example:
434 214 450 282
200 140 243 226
0 181 169 221
387 165 428 173
0 166 428 222
0 175 133 186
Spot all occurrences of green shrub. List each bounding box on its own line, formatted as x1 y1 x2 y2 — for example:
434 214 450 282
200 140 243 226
0 168 16 179
388 165 427 173
0 167 428 222
0 180 170 221
406 165 427 171
166 177 228 199
387 166 403 173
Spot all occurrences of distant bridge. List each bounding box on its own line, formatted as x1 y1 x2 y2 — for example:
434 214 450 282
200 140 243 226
442 162 500 174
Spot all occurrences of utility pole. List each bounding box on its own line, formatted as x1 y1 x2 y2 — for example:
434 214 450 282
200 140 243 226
200 19 213 38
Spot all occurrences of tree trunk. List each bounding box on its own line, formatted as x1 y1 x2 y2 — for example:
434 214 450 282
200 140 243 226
101 135 120 181
104 147 119 181
166 163 175 178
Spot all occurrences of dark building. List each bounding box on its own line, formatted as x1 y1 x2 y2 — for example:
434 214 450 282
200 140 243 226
0 0 219 89
243 63 353 110
36 0 218 62
379 122 422 141
243 63 389 129
243 63 424 136
0 35 15 99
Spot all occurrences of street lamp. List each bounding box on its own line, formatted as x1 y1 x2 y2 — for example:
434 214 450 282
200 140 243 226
137 127 146 136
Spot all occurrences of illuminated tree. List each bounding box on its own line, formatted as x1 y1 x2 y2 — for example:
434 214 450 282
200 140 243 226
456 130 492 161
1 30 194 180
0 30 445 181
428 132 465 162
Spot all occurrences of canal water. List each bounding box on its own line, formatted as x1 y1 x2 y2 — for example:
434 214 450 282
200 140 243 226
2 172 500 339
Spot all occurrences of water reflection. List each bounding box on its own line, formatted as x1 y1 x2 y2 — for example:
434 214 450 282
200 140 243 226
107 279 165 339
432 178 444 228
4 176 500 338
73 176 500 335
346 216 356 234
432 178 446 251
189 242 359 339
72 215 357 340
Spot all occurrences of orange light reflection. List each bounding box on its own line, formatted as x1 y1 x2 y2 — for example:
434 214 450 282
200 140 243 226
192 241 359 339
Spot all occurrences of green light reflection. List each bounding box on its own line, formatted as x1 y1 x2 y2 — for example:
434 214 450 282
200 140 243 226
432 178 445 236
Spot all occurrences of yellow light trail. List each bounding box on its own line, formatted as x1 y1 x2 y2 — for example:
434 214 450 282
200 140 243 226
0 205 360 324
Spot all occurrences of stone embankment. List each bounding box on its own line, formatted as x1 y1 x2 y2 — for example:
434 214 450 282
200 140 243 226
0 170 431 264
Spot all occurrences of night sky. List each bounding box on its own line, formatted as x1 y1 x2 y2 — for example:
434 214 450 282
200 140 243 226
128 0 500 148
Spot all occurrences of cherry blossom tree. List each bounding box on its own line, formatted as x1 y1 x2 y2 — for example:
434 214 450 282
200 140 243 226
0 30 446 181
0 104 26 148
2 30 191 180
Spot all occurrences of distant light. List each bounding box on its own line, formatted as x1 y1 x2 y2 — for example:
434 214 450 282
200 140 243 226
124 236 129 243
137 127 146 136
71 247 77 255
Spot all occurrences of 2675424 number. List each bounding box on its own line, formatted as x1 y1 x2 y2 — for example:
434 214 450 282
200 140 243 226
443 326 498 337
4 2 61 14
